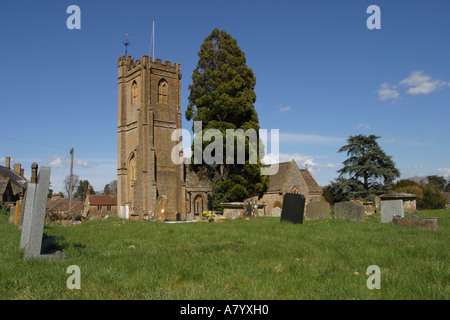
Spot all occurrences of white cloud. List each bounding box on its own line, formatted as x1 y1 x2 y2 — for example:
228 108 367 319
377 83 399 101
278 133 345 145
384 138 398 143
45 154 93 168
378 71 448 102
356 123 371 129
399 70 447 95
437 168 450 178
278 106 292 113
262 152 339 175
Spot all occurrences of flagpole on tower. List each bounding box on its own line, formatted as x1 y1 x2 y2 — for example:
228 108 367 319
123 33 130 57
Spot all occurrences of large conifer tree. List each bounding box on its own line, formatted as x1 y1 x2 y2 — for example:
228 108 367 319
330 135 400 201
186 29 268 209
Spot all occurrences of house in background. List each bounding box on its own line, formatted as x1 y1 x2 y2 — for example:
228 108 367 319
83 188 117 220
46 196 83 220
0 157 28 207
259 160 324 215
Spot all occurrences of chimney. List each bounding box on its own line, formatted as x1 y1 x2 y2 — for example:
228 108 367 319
14 163 22 175
110 189 114 196
20 168 24 177
31 163 38 183
5 156 11 169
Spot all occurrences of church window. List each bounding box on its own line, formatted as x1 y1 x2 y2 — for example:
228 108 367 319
131 81 138 105
158 79 168 103
291 186 300 194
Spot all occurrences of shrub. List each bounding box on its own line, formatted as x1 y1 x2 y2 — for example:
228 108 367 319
420 185 447 210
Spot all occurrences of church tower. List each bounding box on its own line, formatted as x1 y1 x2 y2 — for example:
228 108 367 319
117 55 185 220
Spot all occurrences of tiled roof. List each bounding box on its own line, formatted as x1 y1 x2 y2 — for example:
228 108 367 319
300 169 322 193
88 195 117 206
0 165 28 191
266 162 291 192
265 160 322 194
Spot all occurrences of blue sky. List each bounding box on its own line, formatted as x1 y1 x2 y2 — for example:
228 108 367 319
1 0 449 193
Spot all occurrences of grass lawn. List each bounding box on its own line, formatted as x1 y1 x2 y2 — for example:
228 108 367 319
0 208 448 300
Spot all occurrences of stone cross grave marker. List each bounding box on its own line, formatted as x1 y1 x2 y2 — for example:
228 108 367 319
20 167 66 260
381 199 404 223
280 193 305 224
334 201 365 222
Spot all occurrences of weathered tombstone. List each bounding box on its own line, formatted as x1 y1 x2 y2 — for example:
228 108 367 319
280 193 305 224
19 183 36 249
152 195 169 222
305 201 330 220
271 207 282 217
243 196 258 218
381 199 404 223
8 206 15 224
392 215 438 231
21 167 65 260
334 201 365 222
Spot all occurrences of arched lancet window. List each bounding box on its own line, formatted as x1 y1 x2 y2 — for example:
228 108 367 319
158 79 168 103
131 81 138 105
291 186 300 194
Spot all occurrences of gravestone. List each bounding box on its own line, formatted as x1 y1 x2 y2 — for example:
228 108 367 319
381 199 404 223
271 207 282 217
392 215 438 231
20 167 65 260
8 206 15 224
280 193 305 224
334 201 365 222
305 201 330 220
19 183 36 249
243 196 258 218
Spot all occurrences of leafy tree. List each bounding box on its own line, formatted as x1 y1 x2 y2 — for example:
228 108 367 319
446 181 450 192
426 175 447 191
185 28 268 209
332 135 400 201
74 180 94 201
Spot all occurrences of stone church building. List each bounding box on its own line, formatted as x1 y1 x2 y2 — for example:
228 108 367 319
117 54 322 220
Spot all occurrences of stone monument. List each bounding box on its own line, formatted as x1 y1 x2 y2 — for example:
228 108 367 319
334 201 365 222
280 193 305 224
381 199 404 223
305 201 330 220
20 167 66 260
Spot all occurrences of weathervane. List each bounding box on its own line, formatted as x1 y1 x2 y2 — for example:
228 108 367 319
123 33 130 57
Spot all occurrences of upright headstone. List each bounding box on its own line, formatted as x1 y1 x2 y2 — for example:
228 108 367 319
280 193 305 224
381 199 404 223
8 206 15 224
21 167 65 260
271 207 282 217
334 201 365 222
19 183 36 249
243 196 258 218
305 201 330 220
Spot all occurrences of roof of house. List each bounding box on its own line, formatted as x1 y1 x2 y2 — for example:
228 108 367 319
0 165 28 193
266 162 291 192
265 160 322 194
88 195 117 206
299 169 323 193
